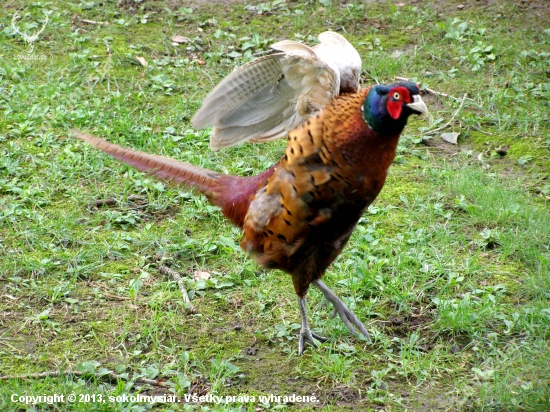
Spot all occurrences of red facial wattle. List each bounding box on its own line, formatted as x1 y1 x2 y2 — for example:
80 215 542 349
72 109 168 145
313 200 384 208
386 86 414 120
387 99 403 120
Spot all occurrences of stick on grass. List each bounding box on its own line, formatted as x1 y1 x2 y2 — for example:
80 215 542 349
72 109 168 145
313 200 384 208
0 370 169 388
159 265 196 314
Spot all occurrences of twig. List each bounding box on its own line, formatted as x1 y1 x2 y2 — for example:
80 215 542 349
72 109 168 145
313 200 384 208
395 76 467 103
425 93 468 135
0 339 20 353
102 291 132 301
470 124 493 135
158 265 196 314
0 370 169 388
94 198 117 207
104 39 111 55
93 195 144 208
395 76 482 109
80 18 109 26
396 76 489 136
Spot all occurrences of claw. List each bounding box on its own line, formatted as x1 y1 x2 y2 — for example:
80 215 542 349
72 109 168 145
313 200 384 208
297 295 329 355
296 280 370 355
312 332 329 342
313 279 371 342
298 331 328 356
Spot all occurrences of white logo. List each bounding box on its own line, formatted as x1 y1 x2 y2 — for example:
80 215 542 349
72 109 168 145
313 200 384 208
11 10 49 54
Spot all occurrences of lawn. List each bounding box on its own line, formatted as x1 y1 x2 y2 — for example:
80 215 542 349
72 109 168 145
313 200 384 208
0 0 549 411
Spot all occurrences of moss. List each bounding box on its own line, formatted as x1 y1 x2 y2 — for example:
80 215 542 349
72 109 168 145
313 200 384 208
1 1 550 411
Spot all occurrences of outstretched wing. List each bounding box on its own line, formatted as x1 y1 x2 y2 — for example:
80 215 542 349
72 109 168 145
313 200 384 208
192 36 352 151
313 31 362 93
192 46 340 151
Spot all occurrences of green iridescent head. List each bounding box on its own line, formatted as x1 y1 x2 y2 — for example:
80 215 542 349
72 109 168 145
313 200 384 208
362 81 428 136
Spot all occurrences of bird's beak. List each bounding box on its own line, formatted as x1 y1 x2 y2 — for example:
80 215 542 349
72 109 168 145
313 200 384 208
407 95 429 116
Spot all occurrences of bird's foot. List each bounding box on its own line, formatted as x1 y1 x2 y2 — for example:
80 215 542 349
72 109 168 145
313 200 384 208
297 295 328 355
313 279 371 342
330 298 370 341
298 329 328 356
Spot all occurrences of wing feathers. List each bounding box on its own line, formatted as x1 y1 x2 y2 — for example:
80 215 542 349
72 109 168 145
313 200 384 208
192 31 361 150
270 39 316 56
191 54 285 130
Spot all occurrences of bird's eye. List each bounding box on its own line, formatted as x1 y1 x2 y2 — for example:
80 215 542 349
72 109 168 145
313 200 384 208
393 92 401 100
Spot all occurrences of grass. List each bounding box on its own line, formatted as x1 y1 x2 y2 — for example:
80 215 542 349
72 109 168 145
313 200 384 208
1 0 549 411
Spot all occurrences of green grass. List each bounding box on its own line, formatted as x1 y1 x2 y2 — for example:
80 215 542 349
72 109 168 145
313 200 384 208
1 0 549 411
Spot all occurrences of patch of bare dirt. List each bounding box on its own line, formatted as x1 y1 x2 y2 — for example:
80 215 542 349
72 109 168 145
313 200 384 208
179 0 247 5
116 0 164 14
406 389 461 412
324 386 361 407
421 135 463 156
82 0 550 19
384 309 433 337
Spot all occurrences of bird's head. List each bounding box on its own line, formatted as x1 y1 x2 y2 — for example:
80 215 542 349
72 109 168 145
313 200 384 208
362 81 428 136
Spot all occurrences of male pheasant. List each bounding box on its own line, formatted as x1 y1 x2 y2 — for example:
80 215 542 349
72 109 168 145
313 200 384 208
192 31 362 150
72 81 427 355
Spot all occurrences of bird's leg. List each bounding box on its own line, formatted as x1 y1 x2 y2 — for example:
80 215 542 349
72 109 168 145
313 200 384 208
297 295 328 356
312 279 370 341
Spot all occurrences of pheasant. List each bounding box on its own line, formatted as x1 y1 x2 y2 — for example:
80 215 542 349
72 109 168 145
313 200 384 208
192 31 362 151
72 81 428 355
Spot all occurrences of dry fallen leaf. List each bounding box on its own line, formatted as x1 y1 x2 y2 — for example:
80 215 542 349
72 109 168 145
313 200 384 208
391 50 404 59
170 35 191 44
136 56 148 67
457 4 465 9
396 2 405 6
441 132 460 145
193 271 211 281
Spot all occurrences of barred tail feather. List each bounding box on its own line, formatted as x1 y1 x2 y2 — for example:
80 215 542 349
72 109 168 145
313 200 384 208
71 130 278 228
71 130 220 195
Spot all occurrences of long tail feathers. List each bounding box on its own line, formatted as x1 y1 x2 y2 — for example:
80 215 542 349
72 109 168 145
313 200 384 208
71 130 221 195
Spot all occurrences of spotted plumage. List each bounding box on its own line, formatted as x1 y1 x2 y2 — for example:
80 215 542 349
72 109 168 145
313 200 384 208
72 80 428 355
